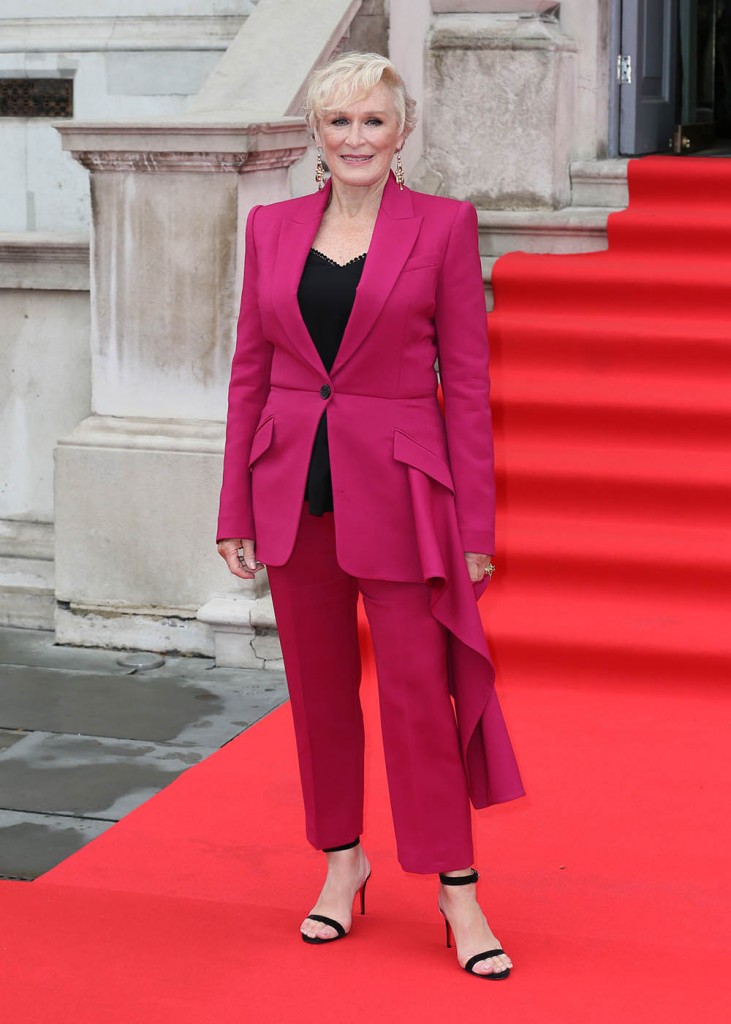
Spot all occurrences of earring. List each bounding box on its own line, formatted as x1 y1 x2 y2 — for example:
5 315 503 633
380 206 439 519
395 150 405 190
315 147 325 191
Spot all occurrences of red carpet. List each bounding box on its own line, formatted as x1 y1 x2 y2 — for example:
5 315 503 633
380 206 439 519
3 156 730 1021
488 156 731 690
2 666 728 1023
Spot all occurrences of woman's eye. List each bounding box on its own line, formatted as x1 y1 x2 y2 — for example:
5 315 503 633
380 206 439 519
366 118 383 126
331 118 348 126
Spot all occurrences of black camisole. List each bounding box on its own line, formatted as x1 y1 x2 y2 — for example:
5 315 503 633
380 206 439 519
297 247 367 515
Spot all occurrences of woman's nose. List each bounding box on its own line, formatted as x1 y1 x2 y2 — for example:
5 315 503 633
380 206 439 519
345 121 364 146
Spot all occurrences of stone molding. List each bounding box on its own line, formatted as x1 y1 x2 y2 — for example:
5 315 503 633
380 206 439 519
0 519 54 562
0 234 88 263
570 159 630 208
55 119 308 174
55 604 216 658
431 1 560 12
57 415 225 455
478 206 613 256
430 12 577 50
0 233 89 290
71 149 303 174
0 17 246 54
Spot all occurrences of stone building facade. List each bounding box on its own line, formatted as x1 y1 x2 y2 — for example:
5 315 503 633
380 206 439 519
2 0 628 665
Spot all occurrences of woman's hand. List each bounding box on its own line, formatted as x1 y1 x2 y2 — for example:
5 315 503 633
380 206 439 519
464 552 494 584
217 538 263 580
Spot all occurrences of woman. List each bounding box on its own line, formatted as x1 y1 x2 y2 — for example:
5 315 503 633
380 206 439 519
217 52 524 979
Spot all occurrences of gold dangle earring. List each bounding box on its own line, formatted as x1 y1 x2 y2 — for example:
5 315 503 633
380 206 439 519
315 147 325 191
395 150 405 191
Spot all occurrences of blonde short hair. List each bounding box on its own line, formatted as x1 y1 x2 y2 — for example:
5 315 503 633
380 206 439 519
303 51 417 139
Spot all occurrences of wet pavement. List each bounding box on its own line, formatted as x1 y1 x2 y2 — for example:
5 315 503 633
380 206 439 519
0 627 287 880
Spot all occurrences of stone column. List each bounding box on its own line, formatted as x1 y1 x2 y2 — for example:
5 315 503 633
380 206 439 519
53 120 307 665
424 6 576 208
389 0 432 186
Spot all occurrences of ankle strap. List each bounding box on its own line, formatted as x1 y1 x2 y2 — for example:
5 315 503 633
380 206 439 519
439 868 479 886
323 837 360 853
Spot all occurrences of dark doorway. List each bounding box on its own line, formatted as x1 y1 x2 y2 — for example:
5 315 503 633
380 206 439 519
615 0 731 154
715 1 731 137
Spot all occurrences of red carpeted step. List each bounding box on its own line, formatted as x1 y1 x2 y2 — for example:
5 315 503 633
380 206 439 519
497 512 731 600
489 313 731 377
491 370 731 448
493 253 731 318
608 208 731 255
495 440 731 523
487 548 731 645
622 153 731 205
485 576 731 687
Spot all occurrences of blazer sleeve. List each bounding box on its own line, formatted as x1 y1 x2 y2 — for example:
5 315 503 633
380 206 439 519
434 200 496 556
216 204 274 542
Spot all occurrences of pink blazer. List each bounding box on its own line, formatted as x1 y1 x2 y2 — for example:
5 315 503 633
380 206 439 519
218 172 524 808
217 171 495 577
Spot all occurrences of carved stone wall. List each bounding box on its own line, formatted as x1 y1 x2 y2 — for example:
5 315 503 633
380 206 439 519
424 12 577 207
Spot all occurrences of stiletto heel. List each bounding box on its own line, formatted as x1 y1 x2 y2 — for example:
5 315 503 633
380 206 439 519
359 873 368 915
301 838 371 945
438 870 511 980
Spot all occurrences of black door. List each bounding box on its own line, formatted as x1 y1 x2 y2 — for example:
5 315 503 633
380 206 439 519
617 0 731 154
619 0 679 155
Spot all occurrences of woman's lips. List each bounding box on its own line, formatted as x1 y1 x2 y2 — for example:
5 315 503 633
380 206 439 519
340 155 373 163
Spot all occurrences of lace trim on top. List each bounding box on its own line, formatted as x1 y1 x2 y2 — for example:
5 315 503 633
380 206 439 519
310 248 367 268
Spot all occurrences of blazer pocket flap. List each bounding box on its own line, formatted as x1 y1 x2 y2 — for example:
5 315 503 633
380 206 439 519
402 253 439 272
393 429 454 492
248 416 274 468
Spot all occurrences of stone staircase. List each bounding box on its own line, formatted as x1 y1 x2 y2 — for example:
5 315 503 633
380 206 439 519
480 159 629 308
0 522 54 630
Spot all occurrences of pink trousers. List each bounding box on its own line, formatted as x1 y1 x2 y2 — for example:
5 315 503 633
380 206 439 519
266 505 475 874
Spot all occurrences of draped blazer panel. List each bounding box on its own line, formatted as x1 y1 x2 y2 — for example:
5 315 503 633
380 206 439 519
217 172 496 582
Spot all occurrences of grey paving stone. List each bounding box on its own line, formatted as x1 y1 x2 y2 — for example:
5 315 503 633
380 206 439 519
0 728 27 752
0 626 290 880
0 663 287 747
0 627 133 674
0 810 110 880
0 731 206 818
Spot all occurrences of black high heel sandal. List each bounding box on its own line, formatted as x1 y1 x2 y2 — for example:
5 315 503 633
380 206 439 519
301 838 371 945
439 869 511 979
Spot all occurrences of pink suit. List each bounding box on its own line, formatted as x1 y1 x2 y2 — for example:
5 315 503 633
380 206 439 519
218 173 524 872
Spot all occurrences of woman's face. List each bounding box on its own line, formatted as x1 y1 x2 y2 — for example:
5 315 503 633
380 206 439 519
316 80 405 191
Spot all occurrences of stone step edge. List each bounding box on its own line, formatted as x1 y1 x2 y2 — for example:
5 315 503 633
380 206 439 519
478 205 623 264
569 158 630 208
478 206 618 230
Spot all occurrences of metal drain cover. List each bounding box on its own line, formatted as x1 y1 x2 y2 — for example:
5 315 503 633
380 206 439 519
116 652 165 671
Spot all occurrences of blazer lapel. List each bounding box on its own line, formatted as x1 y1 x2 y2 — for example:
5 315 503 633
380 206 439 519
272 179 333 375
271 173 422 377
331 173 422 375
